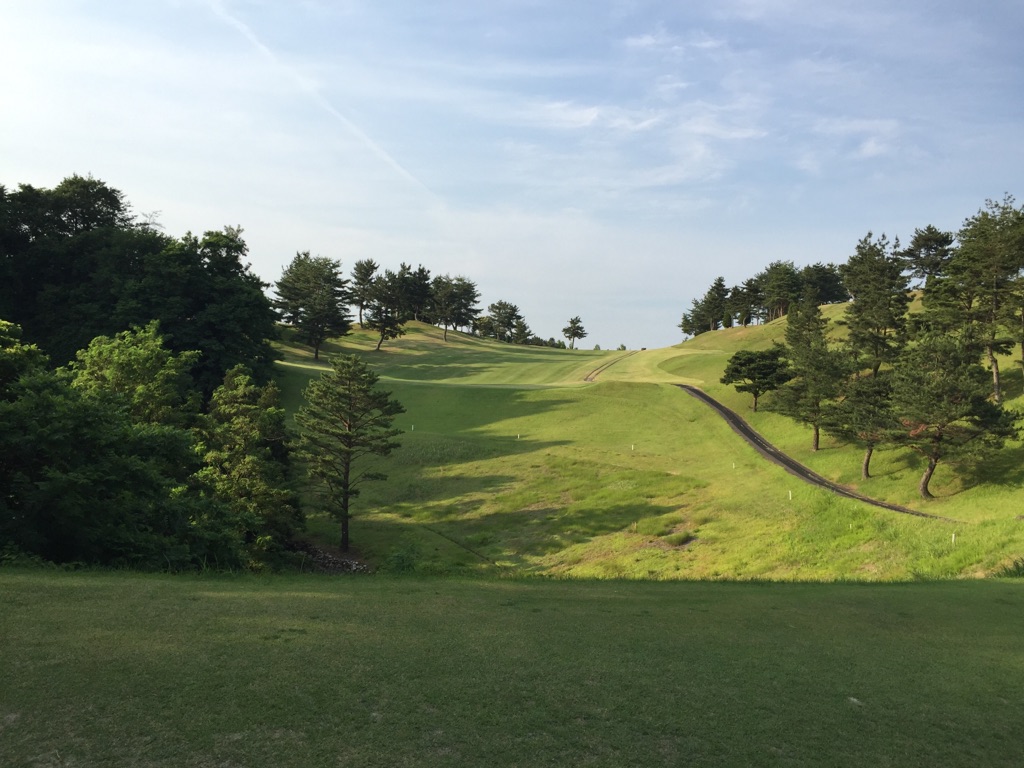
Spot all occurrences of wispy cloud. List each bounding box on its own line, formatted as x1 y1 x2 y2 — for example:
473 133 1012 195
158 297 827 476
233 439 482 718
207 0 436 200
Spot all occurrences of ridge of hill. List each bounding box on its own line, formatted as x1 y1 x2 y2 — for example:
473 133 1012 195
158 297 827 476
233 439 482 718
272 315 1024 580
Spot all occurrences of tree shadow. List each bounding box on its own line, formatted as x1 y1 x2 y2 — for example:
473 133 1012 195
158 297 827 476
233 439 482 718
999 364 1023 401
964 440 1024 488
420 500 682 560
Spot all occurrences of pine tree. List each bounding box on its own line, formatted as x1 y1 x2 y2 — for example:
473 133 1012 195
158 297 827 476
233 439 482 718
839 233 911 376
295 355 404 551
770 294 848 451
890 334 1017 499
275 252 351 361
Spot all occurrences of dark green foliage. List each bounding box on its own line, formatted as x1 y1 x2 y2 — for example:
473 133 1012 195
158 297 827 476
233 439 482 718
0 325 200 567
275 251 351 361
839 233 911 376
1 320 300 569
0 177 278 395
511 317 532 344
472 315 497 339
925 196 1024 402
431 274 480 340
0 319 46 391
349 258 379 326
295 355 404 551
890 333 1018 499
402 264 433 322
756 261 802 321
720 348 792 411
823 372 899 479
483 300 525 343
800 262 848 304
726 279 764 327
562 316 587 349
364 269 411 350
770 295 848 450
679 276 730 336
901 225 955 289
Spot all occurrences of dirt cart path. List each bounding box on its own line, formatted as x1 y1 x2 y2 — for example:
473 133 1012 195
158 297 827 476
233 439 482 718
676 384 955 522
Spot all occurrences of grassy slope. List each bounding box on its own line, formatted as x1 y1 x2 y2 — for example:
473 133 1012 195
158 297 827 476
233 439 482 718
274 318 1024 580
2 571 1023 768
5 318 1024 767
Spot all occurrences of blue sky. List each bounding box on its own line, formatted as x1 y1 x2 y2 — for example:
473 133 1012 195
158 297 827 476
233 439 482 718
4 1 1023 349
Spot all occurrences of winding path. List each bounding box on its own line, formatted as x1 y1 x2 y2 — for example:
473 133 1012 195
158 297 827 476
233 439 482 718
675 384 956 522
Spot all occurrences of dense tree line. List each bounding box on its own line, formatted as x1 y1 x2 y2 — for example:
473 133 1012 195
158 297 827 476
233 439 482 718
680 262 847 336
275 253 590 355
0 320 300 568
719 196 1024 498
1 176 302 567
0 176 278 394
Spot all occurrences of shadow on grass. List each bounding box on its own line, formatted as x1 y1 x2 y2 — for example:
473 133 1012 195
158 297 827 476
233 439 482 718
999 365 1023 401
422 500 681 561
965 440 1024 489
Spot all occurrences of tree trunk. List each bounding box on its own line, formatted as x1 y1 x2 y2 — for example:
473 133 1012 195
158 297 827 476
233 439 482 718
918 457 938 499
340 467 351 551
376 333 385 351
313 342 320 361
358 306 364 326
443 324 448 342
811 424 819 451
752 393 758 412
987 343 1002 403
862 445 873 479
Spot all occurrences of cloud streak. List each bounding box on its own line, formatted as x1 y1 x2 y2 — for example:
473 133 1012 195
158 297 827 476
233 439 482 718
207 0 437 201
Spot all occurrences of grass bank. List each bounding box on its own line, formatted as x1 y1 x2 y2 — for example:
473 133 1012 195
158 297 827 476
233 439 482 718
272 322 1024 579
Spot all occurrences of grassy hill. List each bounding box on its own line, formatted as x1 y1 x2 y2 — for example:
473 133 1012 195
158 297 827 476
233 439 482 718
5 316 1024 767
273 316 1024 580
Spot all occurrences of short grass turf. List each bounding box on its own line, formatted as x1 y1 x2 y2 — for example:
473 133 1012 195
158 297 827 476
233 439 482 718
2 571 1023 768
272 322 1024 579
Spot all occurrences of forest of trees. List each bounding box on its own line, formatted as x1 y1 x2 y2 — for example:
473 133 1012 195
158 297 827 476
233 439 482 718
713 198 1024 498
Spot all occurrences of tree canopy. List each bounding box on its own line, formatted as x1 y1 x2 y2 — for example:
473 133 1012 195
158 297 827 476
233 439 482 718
720 348 791 412
275 251 351 360
562 316 588 349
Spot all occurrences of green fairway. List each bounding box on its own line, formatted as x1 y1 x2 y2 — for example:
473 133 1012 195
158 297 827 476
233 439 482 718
273 320 1024 579
2 571 1023 768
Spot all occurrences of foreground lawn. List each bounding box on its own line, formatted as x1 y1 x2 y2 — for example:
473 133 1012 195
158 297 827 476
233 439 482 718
2 571 1023 767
